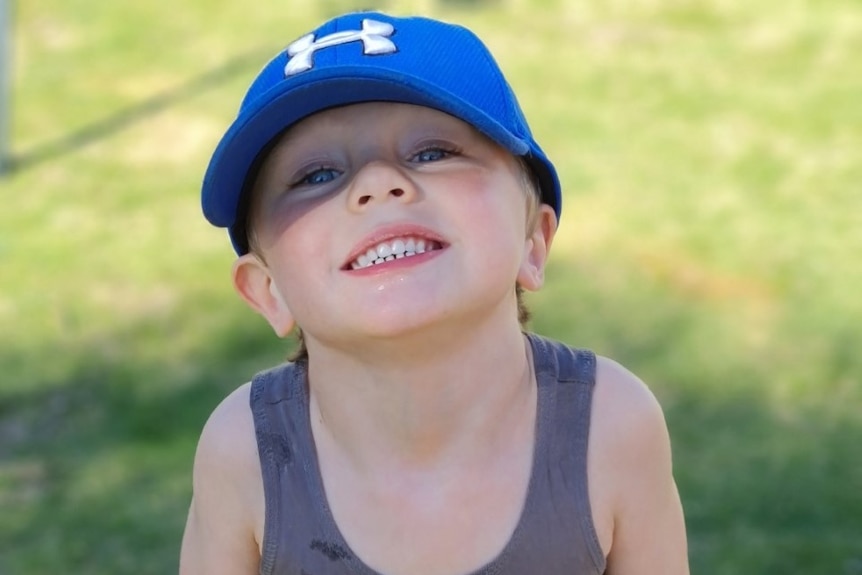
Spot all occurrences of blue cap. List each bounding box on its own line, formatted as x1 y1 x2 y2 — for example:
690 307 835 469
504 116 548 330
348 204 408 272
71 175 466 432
201 11 561 254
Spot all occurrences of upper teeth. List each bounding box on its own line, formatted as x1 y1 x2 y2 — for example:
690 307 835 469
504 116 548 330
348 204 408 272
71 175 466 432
350 237 435 270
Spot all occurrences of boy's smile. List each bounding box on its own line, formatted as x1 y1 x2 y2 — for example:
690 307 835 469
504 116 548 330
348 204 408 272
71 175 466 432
342 224 446 272
233 102 554 346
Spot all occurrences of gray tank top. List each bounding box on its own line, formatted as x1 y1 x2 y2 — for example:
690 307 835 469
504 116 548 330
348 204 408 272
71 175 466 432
250 333 607 575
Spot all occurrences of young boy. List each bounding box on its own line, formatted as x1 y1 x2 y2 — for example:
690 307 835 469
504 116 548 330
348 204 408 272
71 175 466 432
181 11 688 575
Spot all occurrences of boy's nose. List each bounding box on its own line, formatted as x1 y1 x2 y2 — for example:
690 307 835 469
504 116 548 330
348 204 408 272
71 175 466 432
346 160 419 211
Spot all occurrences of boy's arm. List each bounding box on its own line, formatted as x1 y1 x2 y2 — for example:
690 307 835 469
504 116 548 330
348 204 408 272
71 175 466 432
179 383 263 575
592 357 690 575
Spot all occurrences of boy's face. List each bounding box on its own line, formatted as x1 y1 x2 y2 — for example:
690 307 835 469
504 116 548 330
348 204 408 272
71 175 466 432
232 102 556 346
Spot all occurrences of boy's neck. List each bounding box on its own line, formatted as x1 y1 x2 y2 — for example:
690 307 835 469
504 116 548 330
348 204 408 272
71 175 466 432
304 315 536 474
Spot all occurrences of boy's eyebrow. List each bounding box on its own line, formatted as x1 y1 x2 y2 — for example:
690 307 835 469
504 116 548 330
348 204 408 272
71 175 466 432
269 111 477 154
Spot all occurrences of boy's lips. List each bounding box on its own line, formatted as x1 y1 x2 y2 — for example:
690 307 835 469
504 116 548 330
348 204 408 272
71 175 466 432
342 224 448 271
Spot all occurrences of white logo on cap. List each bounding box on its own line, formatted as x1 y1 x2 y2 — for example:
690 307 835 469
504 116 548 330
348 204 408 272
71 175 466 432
284 19 397 76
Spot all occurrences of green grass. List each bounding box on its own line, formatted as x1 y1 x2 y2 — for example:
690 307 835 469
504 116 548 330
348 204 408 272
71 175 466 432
2 0 861 573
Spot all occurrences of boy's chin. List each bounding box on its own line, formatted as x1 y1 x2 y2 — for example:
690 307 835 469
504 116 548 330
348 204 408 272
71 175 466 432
311 308 515 356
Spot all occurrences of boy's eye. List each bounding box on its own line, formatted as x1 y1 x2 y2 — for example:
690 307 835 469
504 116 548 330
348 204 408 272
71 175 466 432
296 167 341 186
412 147 456 163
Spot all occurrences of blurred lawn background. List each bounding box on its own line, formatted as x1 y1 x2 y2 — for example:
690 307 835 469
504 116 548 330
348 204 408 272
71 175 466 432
1 0 861 573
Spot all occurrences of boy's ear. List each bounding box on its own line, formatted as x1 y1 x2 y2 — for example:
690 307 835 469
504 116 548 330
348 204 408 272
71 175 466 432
517 204 557 292
232 254 295 337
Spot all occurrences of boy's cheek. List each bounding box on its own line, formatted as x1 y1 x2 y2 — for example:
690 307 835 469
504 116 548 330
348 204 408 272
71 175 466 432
255 199 330 252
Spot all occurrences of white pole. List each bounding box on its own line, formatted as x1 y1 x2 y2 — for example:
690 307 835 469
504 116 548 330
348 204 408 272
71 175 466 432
0 0 10 174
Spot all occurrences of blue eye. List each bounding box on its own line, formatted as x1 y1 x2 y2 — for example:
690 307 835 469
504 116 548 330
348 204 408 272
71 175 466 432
413 147 454 163
299 167 340 186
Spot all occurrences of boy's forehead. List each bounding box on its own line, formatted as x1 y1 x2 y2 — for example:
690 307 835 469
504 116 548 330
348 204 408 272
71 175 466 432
267 102 498 155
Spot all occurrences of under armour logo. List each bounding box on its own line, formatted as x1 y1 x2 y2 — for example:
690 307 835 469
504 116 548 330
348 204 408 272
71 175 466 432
284 19 397 76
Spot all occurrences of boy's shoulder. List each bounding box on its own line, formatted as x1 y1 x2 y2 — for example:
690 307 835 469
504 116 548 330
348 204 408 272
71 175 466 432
533 336 672 486
190 381 263 527
593 355 668 436
181 382 265 573
587 355 677 549
590 354 672 475
196 381 256 460
536 334 665 429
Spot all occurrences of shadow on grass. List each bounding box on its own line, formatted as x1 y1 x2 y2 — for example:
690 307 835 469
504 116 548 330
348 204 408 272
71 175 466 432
532 257 862 575
0 257 860 575
0 310 290 575
4 47 271 176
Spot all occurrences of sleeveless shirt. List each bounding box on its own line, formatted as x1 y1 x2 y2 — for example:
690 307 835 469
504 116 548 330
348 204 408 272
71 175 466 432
249 333 607 575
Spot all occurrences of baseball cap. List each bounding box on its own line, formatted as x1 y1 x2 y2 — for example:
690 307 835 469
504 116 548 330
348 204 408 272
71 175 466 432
201 11 561 254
